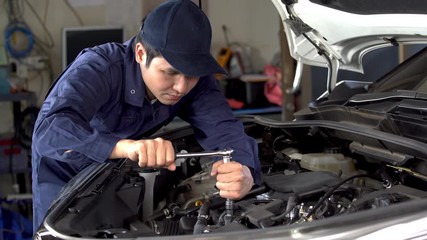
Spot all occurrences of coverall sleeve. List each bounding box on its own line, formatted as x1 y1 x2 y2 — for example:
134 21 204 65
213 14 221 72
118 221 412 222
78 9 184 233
178 76 261 185
33 56 121 164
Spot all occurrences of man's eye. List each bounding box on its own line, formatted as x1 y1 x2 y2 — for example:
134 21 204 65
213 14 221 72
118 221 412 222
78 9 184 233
164 70 178 76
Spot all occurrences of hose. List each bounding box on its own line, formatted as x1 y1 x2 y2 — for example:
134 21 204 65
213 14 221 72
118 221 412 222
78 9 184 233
5 22 34 58
305 174 371 220
193 200 211 235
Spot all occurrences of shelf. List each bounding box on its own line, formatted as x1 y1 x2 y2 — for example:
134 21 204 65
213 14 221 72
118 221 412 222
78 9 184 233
0 92 36 103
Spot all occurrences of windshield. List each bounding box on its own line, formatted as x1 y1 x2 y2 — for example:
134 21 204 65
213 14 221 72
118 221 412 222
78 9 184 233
369 46 427 94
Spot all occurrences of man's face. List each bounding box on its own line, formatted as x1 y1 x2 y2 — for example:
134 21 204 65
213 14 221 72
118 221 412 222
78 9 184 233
135 43 199 105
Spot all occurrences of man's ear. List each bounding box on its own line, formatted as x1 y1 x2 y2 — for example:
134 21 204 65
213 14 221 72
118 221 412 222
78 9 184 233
135 42 146 64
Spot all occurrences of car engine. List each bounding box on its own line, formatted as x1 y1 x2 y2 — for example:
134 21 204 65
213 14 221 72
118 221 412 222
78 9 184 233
46 119 427 238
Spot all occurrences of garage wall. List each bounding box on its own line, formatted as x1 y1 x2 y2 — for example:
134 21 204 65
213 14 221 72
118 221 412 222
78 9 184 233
0 0 144 134
0 1 143 91
208 0 280 74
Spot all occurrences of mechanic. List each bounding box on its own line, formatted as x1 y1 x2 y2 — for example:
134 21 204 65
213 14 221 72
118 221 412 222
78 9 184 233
31 0 261 231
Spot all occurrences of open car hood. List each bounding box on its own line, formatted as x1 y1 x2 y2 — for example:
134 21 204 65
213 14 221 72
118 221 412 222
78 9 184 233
270 0 427 74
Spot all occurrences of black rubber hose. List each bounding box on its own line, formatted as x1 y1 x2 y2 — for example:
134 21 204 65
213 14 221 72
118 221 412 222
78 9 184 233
193 200 211 235
305 174 371 220
270 195 297 221
16 106 39 149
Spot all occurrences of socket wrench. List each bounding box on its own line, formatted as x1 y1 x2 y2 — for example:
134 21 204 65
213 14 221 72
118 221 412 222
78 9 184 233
175 149 234 224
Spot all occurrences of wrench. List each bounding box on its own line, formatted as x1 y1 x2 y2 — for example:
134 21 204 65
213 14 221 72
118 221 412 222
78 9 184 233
175 149 234 224
175 149 233 159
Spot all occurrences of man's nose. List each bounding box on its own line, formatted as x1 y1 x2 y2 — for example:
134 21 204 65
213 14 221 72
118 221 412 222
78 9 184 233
173 75 188 93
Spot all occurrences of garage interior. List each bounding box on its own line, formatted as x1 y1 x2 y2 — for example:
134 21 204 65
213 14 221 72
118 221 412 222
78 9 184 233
0 0 418 238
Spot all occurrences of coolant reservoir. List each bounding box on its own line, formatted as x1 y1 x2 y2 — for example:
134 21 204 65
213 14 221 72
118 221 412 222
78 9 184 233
300 153 356 177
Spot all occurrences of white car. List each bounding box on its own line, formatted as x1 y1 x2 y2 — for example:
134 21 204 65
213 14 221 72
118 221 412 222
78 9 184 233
35 0 427 239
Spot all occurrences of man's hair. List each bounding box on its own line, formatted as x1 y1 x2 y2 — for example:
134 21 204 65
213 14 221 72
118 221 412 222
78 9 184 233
133 17 161 67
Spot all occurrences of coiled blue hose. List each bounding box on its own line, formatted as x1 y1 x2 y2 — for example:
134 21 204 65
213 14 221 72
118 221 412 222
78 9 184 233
4 22 34 58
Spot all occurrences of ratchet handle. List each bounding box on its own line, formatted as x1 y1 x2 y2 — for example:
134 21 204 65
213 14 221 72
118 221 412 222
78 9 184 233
175 149 233 160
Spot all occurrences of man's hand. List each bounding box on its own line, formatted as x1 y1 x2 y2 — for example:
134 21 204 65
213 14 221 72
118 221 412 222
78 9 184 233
211 161 254 200
110 138 176 171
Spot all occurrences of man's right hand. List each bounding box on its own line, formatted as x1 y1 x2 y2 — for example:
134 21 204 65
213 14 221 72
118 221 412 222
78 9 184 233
110 138 176 171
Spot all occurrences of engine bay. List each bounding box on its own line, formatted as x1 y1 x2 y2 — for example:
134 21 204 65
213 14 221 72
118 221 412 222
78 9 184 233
47 118 427 238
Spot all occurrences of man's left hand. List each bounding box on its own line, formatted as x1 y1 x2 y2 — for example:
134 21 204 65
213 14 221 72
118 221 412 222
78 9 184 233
211 161 254 200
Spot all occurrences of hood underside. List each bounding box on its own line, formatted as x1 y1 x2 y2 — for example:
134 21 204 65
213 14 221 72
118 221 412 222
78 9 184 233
271 0 427 73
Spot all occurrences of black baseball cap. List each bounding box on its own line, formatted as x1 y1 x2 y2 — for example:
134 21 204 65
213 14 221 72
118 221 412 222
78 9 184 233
141 0 227 77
